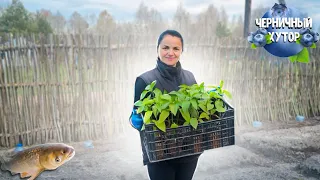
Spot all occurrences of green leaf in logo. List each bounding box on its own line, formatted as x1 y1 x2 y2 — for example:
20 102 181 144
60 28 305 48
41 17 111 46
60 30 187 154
296 47 309 63
266 39 272 44
251 43 257 49
296 36 301 44
288 55 298 63
265 34 272 44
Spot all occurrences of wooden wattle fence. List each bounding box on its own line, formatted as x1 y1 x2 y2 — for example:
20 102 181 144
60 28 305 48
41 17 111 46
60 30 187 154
0 33 320 148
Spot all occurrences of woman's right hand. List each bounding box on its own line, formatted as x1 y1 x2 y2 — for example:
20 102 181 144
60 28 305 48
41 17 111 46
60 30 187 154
130 109 143 130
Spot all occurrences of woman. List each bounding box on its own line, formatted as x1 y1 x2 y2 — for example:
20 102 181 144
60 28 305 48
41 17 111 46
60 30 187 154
129 30 201 180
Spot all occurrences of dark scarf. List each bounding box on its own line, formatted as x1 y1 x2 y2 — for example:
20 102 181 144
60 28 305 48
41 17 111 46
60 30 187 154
156 58 182 82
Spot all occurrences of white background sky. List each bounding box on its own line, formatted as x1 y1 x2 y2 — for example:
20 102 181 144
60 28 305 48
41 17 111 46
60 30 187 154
1 0 320 29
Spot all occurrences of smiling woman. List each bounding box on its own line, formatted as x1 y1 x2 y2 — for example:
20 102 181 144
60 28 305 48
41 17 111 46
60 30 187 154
129 29 200 180
157 32 183 67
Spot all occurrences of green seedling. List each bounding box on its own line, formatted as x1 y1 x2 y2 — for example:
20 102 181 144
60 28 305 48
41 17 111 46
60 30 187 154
134 80 232 132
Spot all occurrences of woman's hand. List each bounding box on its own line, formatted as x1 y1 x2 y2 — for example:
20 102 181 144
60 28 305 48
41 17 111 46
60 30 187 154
130 109 143 130
208 86 223 96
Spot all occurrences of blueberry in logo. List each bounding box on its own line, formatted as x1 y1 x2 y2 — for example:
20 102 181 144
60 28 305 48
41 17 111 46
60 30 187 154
247 28 269 47
298 28 320 47
271 3 288 18
247 28 272 49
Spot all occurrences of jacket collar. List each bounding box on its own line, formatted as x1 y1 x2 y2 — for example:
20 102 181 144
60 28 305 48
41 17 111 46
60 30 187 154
156 58 182 81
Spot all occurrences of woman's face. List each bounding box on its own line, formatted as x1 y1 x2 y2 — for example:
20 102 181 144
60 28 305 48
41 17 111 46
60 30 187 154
157 35 182 67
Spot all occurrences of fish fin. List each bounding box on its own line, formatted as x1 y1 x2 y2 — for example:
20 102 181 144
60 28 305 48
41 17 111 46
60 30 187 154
11 171 18 176
27 168 44 180
20 172 31 178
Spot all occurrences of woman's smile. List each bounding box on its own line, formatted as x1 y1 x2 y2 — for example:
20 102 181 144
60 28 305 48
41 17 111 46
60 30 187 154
166 57 176 61
157 34 182 66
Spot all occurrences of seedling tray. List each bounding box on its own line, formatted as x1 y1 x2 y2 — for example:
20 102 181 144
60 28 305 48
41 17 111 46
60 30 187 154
141 100 235 163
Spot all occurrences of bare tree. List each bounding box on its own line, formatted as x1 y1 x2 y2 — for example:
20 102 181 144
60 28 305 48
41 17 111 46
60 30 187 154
36 9 66 34
96 10 116 35
172 2 191 38
230 15 237 30
134 3 164 42
219 6 228 26
148 8 164 35
195 4 219 38
233 15 244 38
51 11 66 34
135 2 149 25
69 11 89 34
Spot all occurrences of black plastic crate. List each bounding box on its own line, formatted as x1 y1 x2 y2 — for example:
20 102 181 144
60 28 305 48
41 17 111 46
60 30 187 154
141 100 235 163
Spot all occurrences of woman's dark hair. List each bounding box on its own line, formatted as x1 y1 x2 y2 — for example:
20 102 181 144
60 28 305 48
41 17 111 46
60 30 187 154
157 29 184 52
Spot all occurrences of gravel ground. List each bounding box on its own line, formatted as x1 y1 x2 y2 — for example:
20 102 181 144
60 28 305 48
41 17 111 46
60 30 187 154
0 117 320 180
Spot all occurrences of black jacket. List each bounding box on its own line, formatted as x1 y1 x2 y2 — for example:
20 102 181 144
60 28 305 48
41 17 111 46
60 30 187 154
131 58 201 165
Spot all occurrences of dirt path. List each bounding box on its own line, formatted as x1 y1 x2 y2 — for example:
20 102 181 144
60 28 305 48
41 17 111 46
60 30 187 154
1 118 320 180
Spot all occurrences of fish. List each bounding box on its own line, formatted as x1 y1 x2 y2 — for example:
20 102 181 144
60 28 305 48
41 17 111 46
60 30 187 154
0 143 75 180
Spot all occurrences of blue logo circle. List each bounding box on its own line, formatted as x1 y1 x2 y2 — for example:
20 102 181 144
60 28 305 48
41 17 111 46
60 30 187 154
262 7 306 57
